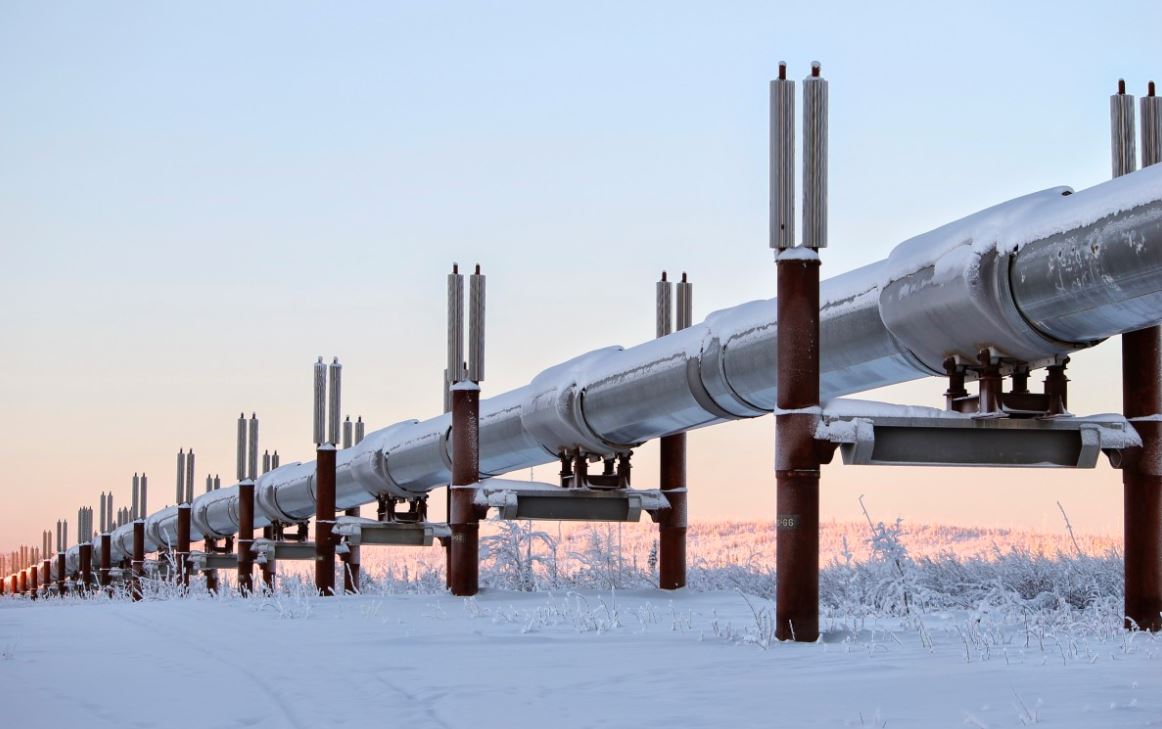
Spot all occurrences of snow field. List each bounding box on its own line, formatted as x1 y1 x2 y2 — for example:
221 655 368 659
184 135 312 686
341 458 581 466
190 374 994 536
1 518 1157 728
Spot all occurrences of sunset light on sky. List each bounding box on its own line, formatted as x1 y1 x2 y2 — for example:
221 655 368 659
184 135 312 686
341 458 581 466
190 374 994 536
3 0 1160 554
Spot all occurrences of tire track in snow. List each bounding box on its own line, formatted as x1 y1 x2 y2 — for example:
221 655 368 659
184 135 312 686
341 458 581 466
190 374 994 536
111 609 308 729
352 669 453 728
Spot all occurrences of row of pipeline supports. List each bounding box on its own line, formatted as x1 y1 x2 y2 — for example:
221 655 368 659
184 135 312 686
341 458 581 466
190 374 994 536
4 265 687 599
7 70 1159 648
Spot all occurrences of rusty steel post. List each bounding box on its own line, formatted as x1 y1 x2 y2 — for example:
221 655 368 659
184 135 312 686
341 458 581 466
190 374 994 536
204 538 219 595
1123 327 1162 631
176 505 191 590
29 563 37 600
132 521 144 601
99 533 112 592
79 543 93 595
237 481 255 595
19 569 27 595
775 250 822 642
315 445 337 596
57 552 67 596
342 506 361 593
449 385 480 596
657 271 688 590
260 525 275 592
658 435 687 589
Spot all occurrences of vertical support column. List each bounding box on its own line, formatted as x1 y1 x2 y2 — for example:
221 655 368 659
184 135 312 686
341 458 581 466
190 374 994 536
132 520 145 601
342 507 361 594
29 560 38 599
79 543 93 595
99 534 112 592
657 271 689 590
340 417 361 594
315 445 337 596
235 413 255 595
260 525 275 592
238 482 255 595
449 383 480 596
176 505 190 590
449 264 485 596
315 359 340 596
774 61 826 643
1123 79 1162 631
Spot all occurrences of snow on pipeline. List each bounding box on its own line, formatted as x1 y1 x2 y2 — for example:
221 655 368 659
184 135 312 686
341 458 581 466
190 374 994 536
2 520 1159 728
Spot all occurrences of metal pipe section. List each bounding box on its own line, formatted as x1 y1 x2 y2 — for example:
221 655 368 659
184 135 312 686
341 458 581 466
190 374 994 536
248 414 258 481
50 150 1162 584
469 265 486 383
176 450 186 505
801 62 827 249
1112 80 1137 179
185 450 195 505
1144 82 1161 169
237 413 248 480
770 61 794 249
448 265 464 383
328 360 342 447
313 359 326 446
656 273 672 338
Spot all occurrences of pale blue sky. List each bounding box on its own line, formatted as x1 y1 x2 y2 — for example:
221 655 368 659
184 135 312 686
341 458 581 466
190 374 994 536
2 1 1159 550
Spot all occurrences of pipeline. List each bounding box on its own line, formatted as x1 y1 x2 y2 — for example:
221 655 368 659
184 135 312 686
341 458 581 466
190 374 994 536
52 162 1162 568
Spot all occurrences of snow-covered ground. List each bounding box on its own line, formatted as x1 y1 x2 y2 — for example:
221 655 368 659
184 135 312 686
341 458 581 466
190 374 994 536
3 518 1158 728
2 587 1160 729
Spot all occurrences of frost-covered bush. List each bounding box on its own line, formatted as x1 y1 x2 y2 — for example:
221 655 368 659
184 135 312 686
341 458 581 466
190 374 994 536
19 507 1136 639
480 519 559 591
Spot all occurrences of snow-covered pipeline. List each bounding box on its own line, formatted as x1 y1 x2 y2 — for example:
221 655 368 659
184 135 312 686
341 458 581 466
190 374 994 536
83 165 1162 564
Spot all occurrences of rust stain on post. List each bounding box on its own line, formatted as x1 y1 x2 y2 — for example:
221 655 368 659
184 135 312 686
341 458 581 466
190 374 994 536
449 386 480 596
775 253 821 642
315 447 337 596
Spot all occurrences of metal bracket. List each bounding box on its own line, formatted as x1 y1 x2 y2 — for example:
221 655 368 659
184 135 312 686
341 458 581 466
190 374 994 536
473 478 669 522
251 539 316 562
333 516 450 547
188 551 238 570
817 402 1139 468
